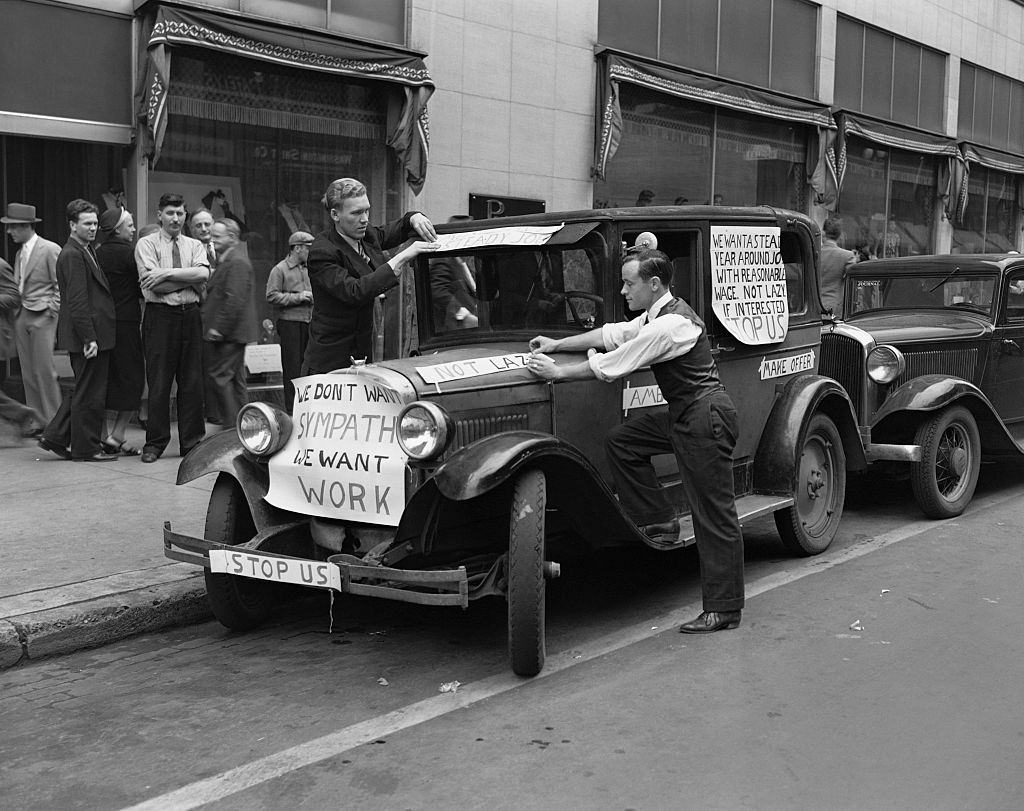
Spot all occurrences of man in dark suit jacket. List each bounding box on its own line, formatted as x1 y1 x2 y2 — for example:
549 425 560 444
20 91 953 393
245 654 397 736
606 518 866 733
201 218 257 427
39 199 118 461
301 177 439 375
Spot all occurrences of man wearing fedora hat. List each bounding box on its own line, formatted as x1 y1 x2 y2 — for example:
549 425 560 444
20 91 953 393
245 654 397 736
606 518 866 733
266 229 314 413
3 202 62 423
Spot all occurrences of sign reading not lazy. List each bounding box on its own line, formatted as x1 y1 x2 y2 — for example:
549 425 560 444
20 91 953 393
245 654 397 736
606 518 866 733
710 225 788 345
416 353 532 384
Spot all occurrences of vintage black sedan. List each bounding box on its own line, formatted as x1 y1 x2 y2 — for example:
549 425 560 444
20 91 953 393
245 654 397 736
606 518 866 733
820 253 1024 518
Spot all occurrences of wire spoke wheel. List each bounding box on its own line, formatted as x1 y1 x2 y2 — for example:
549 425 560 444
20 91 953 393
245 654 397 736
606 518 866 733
911 405 980 519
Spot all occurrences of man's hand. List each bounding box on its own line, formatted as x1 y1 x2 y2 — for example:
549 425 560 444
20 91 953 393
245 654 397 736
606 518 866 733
140 269 174 291
410 213 438 242
529 335 558 353
526 352 560 381
206 328 223 342
83 341 98 359
301 291 314 302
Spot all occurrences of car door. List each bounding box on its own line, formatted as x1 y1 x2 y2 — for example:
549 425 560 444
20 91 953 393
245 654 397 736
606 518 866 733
987 266 1024 425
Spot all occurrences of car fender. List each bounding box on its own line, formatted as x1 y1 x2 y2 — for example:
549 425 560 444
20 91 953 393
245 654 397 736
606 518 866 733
753 374 866 495
176 430 302 533
871 374 1021 458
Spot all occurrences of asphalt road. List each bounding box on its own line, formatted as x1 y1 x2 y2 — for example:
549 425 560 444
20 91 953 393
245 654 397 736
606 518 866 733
2 466 1023 810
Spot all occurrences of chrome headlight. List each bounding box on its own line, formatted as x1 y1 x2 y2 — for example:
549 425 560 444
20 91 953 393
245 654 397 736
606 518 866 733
866 345 905 384
237 402 292 456
398 401 452 460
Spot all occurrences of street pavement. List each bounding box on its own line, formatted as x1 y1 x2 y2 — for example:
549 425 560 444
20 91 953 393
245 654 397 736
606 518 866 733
0 417 215 668
0 469 1021 809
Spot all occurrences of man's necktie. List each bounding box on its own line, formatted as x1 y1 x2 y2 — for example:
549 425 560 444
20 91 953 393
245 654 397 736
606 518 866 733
171 236 182 268
207 243 216 270
15 250 25 293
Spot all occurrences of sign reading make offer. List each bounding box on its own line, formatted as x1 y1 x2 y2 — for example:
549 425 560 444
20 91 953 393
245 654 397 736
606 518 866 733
265 375 407 526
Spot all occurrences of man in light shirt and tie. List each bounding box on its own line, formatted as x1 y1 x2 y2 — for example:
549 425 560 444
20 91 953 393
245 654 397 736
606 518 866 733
134 193 210 463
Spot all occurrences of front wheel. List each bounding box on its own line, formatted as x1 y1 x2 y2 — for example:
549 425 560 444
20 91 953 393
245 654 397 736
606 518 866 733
775 413 846 556
910 405 980 518
507 469 546 677
203 473 279 630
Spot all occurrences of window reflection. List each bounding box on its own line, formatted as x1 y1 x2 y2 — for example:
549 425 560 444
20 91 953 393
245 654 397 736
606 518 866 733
953 167 1018 254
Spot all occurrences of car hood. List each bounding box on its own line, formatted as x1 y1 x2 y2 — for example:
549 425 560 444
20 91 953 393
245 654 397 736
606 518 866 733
844 311 993 344
379 342 541 396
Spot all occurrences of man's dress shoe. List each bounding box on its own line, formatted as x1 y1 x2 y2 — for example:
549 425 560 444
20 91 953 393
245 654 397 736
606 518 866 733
73 451 120 462
37 437 71 460
679 610 742 634
141 451 160 464
638 519 681 549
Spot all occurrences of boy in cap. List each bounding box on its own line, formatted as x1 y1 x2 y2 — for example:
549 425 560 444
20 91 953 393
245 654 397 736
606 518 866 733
266 230 314 413
2 203 62 422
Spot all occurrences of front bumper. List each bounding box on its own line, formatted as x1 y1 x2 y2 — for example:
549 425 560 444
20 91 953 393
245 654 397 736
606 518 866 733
164 522 469 608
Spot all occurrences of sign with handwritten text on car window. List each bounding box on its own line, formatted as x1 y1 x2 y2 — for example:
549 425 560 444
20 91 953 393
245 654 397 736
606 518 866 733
710 225 788 345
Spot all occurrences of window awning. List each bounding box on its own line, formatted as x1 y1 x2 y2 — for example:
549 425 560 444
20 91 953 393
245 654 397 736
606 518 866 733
136 4 434 192
594 50 834 180
824 111 966 221
961 142 1024 175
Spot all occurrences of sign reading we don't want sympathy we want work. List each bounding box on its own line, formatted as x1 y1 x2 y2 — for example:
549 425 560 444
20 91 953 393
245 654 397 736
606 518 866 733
265 376 407 526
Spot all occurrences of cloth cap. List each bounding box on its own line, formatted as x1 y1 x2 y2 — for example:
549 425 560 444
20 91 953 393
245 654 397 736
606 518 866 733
2 203 41 223
288 230 315 246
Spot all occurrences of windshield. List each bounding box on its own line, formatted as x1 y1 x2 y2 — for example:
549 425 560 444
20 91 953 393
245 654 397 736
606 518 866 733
848 274 997 318
420 233 606 339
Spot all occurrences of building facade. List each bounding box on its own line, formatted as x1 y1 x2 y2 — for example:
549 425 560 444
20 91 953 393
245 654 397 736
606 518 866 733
3 0 1024 344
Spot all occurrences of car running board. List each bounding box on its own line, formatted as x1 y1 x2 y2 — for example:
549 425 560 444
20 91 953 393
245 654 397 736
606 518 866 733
643 493 795 551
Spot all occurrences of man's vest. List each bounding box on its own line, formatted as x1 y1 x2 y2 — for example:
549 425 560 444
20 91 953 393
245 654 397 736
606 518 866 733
650 297 724 418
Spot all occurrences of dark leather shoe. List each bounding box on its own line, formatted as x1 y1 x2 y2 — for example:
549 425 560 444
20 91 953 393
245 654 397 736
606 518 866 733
640 520 680 538
679 611 742 634
73 451 120 462
141 450 160 463
20 418 44 438
37 437 71 460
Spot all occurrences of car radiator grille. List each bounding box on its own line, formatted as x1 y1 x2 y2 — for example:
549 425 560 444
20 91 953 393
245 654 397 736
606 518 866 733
819 332 864 416
893 348 978 388
440 412 530 461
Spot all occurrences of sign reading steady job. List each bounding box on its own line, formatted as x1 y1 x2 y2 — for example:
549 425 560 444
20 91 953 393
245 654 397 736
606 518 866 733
265 375 407 526
710 225 788 345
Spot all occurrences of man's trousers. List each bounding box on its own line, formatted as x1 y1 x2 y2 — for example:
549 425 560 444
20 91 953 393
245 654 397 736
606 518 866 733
605 390 745 612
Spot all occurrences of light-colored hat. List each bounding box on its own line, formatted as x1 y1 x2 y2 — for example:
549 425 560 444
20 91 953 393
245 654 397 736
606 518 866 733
288 230 315 246
2 203 41 224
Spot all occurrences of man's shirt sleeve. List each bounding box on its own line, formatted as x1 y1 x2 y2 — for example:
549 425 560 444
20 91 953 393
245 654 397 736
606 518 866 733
588 313 703 381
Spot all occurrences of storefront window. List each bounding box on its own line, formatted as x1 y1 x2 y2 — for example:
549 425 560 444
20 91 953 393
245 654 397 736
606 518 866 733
952 167 1019 254
838 136 935 258
153 48 399 324
594 85 810 211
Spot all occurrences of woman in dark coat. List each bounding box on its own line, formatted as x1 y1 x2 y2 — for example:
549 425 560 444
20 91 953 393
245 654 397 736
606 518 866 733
95 207 144 454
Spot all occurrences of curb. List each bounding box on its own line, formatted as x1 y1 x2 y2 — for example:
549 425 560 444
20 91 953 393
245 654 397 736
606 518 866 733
0 575 212 669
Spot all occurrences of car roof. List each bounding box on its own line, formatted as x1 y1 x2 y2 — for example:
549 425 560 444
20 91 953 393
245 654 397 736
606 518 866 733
850 253 1024 275
434 205 816 234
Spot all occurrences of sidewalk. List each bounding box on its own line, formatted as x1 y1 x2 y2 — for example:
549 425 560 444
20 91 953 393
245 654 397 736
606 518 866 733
0 418 217 669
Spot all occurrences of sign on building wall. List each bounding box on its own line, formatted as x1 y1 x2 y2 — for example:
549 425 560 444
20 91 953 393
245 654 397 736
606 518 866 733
469 194 545 219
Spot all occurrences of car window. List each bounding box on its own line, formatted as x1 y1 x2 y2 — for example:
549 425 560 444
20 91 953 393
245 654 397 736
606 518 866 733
423 233 606 337
780 230 806 315
848 273 997 318
620 229 700 320
1004 270 1024 323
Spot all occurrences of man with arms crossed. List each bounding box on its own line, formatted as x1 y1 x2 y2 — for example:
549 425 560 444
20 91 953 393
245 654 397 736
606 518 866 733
135 193 210 463
527 250 745 634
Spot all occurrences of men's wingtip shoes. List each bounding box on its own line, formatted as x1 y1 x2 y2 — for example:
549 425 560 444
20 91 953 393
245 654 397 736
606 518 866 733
37 437 71 460
679 610 742 634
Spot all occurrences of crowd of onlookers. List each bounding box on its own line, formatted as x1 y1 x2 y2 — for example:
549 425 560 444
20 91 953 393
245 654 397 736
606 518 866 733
0 193 305 463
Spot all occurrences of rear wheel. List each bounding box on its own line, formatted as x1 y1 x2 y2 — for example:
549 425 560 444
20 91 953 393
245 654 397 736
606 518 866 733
507 469 546 677
911 406 980 518
203 474 278 630
775 413 846 556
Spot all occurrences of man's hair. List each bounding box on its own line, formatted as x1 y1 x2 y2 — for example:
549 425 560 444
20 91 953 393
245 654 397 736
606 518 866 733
823 215 843 240
66 198 98 223
190 208 213 223
215 218 241 239
158 192 186 211
627 249 674 287
322 178 366 211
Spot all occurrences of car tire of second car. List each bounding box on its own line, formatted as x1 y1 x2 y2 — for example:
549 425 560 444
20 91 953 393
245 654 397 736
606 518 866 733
910 405 981 519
